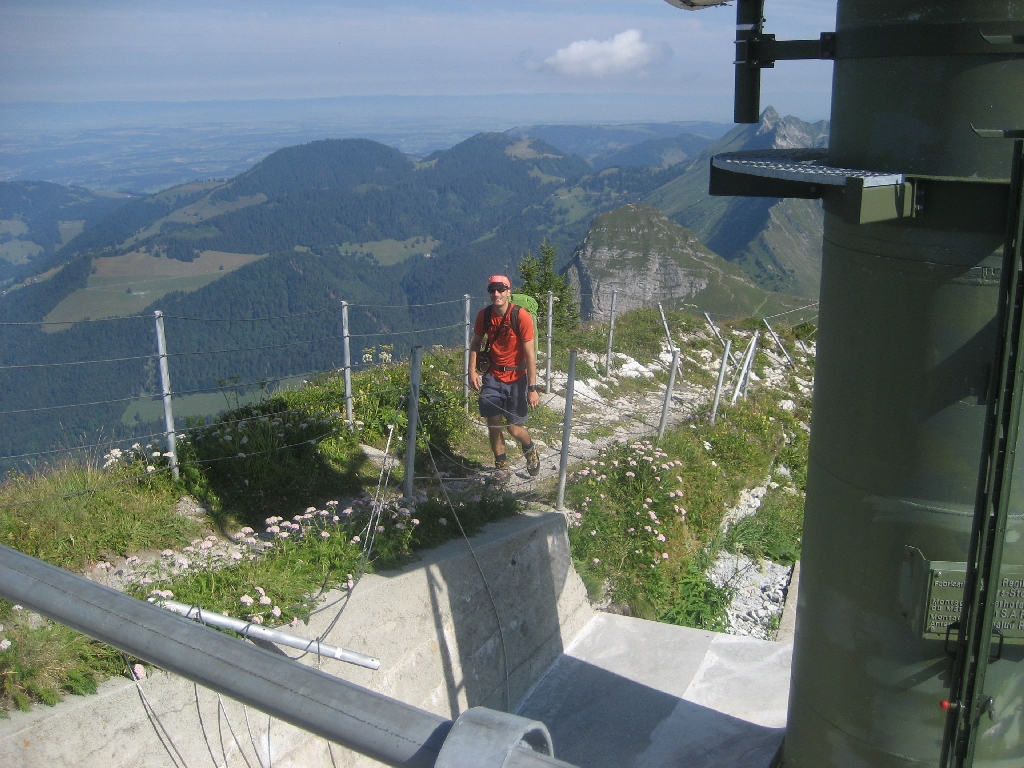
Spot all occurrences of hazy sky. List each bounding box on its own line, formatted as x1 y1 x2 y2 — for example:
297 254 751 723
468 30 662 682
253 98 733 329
1 0 837 121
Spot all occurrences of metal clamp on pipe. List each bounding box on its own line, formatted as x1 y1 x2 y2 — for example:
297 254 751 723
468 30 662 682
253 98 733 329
436 708 573 768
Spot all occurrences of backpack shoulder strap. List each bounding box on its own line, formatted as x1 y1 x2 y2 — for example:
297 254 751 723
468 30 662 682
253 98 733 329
510 305 524 338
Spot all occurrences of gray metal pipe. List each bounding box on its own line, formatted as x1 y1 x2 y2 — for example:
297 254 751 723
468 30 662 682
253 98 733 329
0 544 451 768
545 291 554 395
658 302 675 352
342 300 354 430
704 312 741 366
763 318 795 370
658 349 680 441
153 311 179 480
464 294 472 412
156 599 380 669
710 340 730 425
730 332 758 405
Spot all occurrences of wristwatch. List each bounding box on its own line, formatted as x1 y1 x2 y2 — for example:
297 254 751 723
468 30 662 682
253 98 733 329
528 384 540 392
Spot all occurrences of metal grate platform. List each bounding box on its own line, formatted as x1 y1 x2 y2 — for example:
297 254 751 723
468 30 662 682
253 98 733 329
711 149 905 188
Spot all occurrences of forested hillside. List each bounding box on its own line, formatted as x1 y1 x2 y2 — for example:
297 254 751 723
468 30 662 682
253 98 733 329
0 114 825 463
0 182 135 285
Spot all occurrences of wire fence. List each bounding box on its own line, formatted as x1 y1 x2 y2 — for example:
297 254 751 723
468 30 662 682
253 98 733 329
0 288 817 499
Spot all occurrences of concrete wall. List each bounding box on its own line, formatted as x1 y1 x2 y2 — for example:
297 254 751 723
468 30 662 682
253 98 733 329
0 509 594 768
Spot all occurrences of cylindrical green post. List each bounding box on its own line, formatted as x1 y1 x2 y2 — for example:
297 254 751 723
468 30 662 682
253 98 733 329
785 3 1024 767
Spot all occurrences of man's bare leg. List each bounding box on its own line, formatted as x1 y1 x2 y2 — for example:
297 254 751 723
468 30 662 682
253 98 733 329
487 415 506 459
507 423 532 450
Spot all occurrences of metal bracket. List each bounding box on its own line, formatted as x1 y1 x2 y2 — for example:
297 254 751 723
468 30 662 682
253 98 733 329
435 708 555 768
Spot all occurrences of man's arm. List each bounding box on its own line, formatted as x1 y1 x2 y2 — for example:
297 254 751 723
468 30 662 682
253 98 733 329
468 333 484 391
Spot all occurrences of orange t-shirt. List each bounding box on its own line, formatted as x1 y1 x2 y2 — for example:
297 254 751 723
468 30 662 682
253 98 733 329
475 303 534 383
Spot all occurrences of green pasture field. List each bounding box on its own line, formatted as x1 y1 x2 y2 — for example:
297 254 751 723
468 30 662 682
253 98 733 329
337 236 440 266
57 220 85 247
41 249 267 330
0 239 42 265
120 376 308 426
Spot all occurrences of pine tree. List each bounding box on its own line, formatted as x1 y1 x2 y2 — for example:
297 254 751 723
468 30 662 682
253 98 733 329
517 241 579 331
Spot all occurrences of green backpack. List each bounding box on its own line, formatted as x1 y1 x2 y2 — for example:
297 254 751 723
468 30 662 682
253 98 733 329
510 293 539 355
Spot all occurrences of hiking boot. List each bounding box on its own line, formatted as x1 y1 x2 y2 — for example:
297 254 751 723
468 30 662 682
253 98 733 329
524 444 540 477
494 456 511 472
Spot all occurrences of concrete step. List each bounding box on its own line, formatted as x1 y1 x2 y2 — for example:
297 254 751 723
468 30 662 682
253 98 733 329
517 613 792 768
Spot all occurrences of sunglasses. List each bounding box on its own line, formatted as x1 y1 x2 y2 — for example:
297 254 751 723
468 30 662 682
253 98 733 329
488 286 509 294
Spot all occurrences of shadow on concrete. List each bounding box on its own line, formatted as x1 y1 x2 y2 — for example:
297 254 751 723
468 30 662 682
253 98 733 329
517 654 784 768
425 511 584 718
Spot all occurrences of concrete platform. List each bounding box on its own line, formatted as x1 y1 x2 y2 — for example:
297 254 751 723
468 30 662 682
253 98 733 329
518 613 792 768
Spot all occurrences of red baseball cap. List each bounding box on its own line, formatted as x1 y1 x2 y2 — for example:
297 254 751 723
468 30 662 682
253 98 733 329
487 275 511 290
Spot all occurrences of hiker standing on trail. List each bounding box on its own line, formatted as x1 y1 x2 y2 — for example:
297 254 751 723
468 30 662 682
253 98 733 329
468 275 541 476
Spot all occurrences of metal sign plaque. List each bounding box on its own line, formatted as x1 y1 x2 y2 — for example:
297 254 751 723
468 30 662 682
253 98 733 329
901 547 1024 644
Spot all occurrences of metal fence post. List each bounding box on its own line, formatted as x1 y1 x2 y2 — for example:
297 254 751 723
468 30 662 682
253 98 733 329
704 311 742 366
710 339 731 425
731 331 759 404
545 290 554 394
658 348 680 441
152 311 178 480
731 333 756 405
341 300 354 430
605 290 617 375
556 350 577 512
763 318 795 369
404 346 423 499
658 303 673 350
743 332 759 399
464 294 472 413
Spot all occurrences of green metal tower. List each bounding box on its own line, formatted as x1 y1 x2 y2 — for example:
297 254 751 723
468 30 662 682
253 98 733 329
668 0 1024 765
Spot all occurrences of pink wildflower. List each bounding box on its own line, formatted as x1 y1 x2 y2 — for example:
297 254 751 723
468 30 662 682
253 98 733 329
272 606 281 618
321 531 331 538
240 595 254 606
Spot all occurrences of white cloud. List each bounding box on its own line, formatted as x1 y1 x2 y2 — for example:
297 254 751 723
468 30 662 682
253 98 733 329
540 29 666 78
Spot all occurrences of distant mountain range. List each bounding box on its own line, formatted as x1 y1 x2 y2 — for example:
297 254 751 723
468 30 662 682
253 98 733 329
0 108 827 461
504 121 731 161
646 107 829 297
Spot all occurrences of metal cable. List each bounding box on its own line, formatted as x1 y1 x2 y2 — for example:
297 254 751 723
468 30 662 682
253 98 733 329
0 353 156 371
1 431 169 461
0 316 150 327
762 302 819 320
163 307 340 322
424 440 512 712
0 393 149 416
122 653 191 768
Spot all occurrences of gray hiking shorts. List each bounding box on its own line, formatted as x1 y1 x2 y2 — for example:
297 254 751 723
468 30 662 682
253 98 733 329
479 372 528 426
